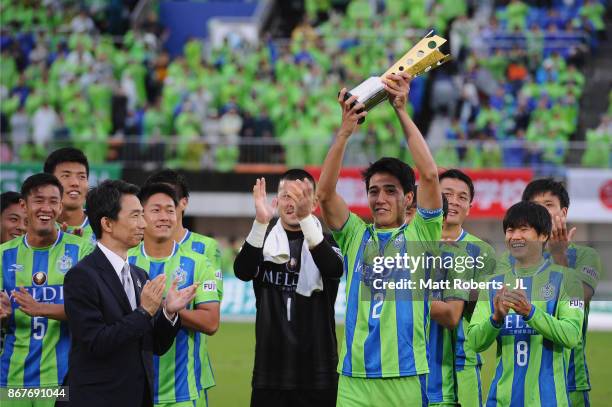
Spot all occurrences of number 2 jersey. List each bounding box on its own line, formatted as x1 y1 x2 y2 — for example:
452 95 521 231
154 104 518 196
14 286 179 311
0 232 93 387
332 208 443 378
468 259 584 407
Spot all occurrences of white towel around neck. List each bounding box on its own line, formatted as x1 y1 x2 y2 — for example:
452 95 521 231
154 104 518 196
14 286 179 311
262 218 323 296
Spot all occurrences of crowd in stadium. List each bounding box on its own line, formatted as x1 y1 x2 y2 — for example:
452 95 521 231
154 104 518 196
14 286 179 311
1 0 610 171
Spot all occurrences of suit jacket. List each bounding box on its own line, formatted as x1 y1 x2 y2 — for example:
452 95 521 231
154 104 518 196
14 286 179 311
60 247 180 407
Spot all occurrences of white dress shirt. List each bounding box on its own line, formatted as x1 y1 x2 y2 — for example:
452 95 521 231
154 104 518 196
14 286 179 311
97 242 177 324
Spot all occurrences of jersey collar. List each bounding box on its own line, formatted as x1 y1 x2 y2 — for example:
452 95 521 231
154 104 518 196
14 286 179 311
179 229 191 245
23 230 63 250
141 240 179 260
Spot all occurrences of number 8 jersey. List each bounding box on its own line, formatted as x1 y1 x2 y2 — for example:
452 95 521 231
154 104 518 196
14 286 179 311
467 260 584 407
0 232 93 388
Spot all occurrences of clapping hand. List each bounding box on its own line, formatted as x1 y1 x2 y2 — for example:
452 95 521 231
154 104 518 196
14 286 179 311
253 177 276 224
165 278 199 315
284 179 316 221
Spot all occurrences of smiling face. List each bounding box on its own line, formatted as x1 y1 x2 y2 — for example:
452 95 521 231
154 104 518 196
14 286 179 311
143 193 177 242
53 161 88 211
1 203 27 243
22 185 62 237
103 194 146 249
367 172 410 229
441 177 471 226
505 224 548 262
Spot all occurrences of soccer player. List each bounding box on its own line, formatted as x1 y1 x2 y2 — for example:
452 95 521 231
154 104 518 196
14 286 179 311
234 169 343 407
427 169 496 407
1 192 26 244
144 169 222 400
468 201 584 407
128 183 220 407
317 72 443 406
43 147 96 244
0 173 93 404
520 179 602 406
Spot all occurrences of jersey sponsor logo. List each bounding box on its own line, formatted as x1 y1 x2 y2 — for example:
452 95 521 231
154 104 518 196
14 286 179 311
202 280 217 292
540 282 556 301
23 285 64 303
215 270 223 280
32 271 47 286
261 269 299 290
581 266 598 280
8 263 24 273
500 313 538 336
569 299 585 310
173 266 187 285
57 255 73 274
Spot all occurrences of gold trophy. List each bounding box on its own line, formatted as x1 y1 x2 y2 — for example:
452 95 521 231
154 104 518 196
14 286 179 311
342 30 451 123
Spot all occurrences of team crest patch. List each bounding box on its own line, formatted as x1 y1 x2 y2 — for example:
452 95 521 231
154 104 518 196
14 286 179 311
33 271 47 286
173 266 187 285
392 234 405 250
9 264 24 274
540 282 555 301
57 255 73 274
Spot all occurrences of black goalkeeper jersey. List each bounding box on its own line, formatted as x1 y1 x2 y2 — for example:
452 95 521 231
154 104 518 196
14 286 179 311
234 227 343 390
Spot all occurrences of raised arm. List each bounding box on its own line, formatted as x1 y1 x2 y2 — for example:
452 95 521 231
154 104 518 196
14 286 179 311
384 73 441 211
316 90 366 230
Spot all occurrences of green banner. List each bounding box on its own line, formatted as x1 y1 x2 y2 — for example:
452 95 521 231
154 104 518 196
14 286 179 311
0 162 122 193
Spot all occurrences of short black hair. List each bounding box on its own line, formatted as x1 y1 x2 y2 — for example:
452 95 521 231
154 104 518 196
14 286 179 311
503 201 552 237
86 180 139 239
439 169 475 203
1 191 22 214
43 147 90 177
362 157 415 195
21 173 64 199
138 183 178 206
521 178 570 209
279 168 316 191
145 169 189 199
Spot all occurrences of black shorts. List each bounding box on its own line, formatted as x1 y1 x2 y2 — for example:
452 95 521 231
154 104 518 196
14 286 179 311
251 387 337 407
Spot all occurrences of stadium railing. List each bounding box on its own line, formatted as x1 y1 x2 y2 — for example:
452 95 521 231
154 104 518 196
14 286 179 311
14 137 607 171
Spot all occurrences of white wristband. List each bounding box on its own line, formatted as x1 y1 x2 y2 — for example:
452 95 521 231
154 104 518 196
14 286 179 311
246 219 269 248
299 215 324 249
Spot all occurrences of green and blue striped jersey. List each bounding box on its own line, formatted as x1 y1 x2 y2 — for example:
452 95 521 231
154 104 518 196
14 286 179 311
468 259 584 407
56 216 96 246
498 243 602 392
128 241 219 404
178 229 223 390
332 208 443 378
427 230 496 403
0 232 93 388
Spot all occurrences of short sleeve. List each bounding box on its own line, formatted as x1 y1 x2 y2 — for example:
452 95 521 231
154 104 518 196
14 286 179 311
195 257 220 305
574 246 602 292
331 212 367 255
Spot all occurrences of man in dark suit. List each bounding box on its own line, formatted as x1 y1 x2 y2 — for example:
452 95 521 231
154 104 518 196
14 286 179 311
61 180 198 407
